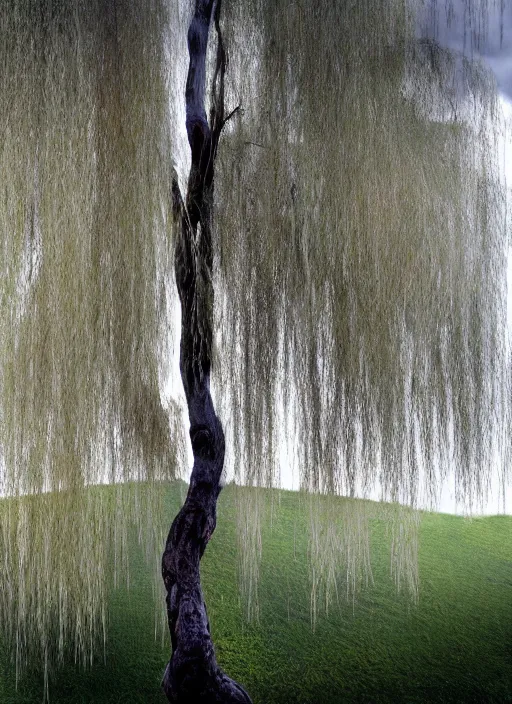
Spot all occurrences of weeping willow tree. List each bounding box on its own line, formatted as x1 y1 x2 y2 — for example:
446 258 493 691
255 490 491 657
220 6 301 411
214 0 510 620
0 0 509 700
0 0 184 692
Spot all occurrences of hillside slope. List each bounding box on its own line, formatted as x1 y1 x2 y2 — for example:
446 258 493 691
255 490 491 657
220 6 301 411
1 483 510 703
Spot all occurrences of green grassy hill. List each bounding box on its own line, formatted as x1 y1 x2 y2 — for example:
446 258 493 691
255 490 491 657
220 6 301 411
1 483 511 703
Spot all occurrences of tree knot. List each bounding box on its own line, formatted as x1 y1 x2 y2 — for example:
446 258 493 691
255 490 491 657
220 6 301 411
190 425 214 459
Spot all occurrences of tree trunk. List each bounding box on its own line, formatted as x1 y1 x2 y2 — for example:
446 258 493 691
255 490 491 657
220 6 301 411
161 1 251 702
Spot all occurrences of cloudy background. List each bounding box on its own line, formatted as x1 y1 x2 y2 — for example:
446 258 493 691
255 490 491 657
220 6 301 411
419 1 512 100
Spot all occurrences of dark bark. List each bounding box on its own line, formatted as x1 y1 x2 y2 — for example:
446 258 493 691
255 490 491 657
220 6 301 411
161 1 251 702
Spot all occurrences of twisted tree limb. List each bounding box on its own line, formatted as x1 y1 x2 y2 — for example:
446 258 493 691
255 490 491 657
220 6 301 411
161 1 252 702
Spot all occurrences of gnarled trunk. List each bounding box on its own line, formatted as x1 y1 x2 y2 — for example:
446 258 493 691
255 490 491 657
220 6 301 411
161 1 251 701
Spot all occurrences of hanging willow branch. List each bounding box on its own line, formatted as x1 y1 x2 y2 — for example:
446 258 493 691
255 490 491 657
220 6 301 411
0 0 181 683
161 1 251 701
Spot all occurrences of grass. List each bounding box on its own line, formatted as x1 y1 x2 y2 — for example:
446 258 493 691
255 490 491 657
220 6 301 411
0 482 510 703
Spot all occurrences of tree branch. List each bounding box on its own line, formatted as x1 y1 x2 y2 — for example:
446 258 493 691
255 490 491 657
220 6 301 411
162 2 252 702
222 104 242 128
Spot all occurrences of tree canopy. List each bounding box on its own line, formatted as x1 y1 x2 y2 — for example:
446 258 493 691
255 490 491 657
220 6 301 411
0 0 509 692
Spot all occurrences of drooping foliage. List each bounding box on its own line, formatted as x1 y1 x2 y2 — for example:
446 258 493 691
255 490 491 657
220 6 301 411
215 0 509 611
0 0 184 684
0 0 509 686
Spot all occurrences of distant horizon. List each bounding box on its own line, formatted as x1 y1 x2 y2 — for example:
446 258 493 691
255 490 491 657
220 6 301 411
1 475 510 519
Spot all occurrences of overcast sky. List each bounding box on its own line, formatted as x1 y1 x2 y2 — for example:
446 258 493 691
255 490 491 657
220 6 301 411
418 1 512 100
